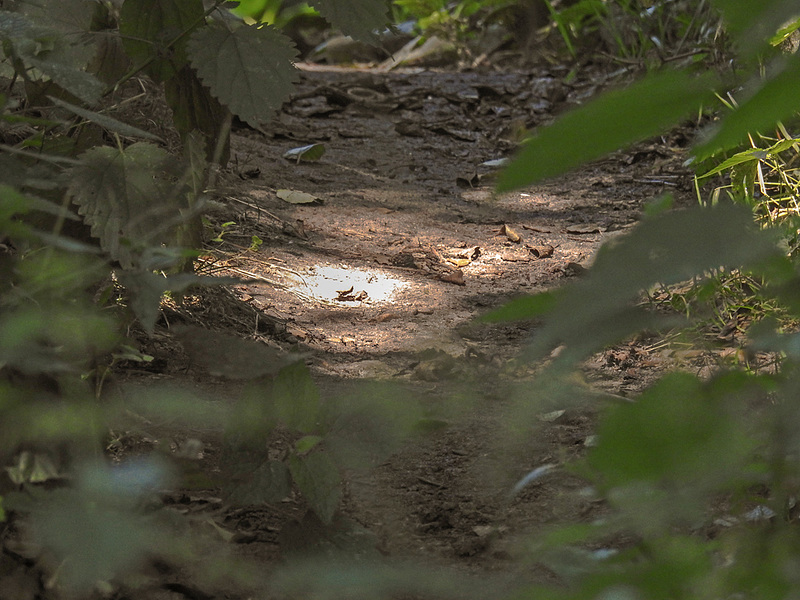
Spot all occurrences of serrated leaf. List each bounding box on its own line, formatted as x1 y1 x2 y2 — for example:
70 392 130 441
0 10 103 105
47 96 163 142
272 361 320 433
119 0 203 82
187 21 299 127
16 0 95 34
289 451 342 524
308 0 389 42
497 71 716 191
87 30 131 85
283 143 325 162
67 142 182 268
225 458 291 505
277 189 321 204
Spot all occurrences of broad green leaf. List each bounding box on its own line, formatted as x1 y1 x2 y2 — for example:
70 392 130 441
522 203 778 366
67 143 183 268
0 10 103 104
119 0 204 82
497 70 716 191
24 55 104 104
307 0 389 42
480 290 558 322
24 460 166 591
589 372 754 488
283 143 325 162
272 361 320 433
324 382 423 471
225 457 291 505
187 21 299 127
16 0 95 34
695 55 800 160
289 451 342 524
47 96 164 142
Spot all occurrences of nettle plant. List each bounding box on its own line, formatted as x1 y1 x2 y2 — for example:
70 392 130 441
0 0 421 592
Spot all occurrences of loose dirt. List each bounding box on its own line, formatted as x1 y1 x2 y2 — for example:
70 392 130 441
109 62 702 599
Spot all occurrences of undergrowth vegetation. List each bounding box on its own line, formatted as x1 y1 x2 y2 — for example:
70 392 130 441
4 0 800 597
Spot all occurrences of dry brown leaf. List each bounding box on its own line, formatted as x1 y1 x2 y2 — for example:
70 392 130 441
500 224 521 243
440 269 465 286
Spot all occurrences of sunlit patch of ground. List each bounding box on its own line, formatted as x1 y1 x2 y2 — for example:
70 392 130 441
290 265 411 306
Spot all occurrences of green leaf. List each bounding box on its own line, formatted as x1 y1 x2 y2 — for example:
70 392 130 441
324 382 423 471
289 451 342 524
16 0 96 35
709 0 799 56
24 460 166 591
295 435 324 454
589 372 754 488
697 147 766 178
523 203 779 366
225 457 291 505
272 361 320 433
187 21 299 128
67 142 182 268
119 0 204 82
0 10 103 104
695 55 800 160
497 70 716 191
480 290 558 322
307 0 389 42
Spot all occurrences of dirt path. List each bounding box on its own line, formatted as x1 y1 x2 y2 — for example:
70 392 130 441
120 63 697 598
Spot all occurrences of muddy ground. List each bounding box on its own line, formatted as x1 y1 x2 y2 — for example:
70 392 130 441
40 62 718 599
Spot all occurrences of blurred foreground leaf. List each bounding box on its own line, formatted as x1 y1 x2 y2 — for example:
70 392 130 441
497 71 716 191
506 203 779 367
289 451 342 524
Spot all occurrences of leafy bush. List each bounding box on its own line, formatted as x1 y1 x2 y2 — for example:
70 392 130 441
0 0 411 593
483 0 800 597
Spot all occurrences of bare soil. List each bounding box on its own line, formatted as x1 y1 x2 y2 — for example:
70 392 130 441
23 63 711 599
